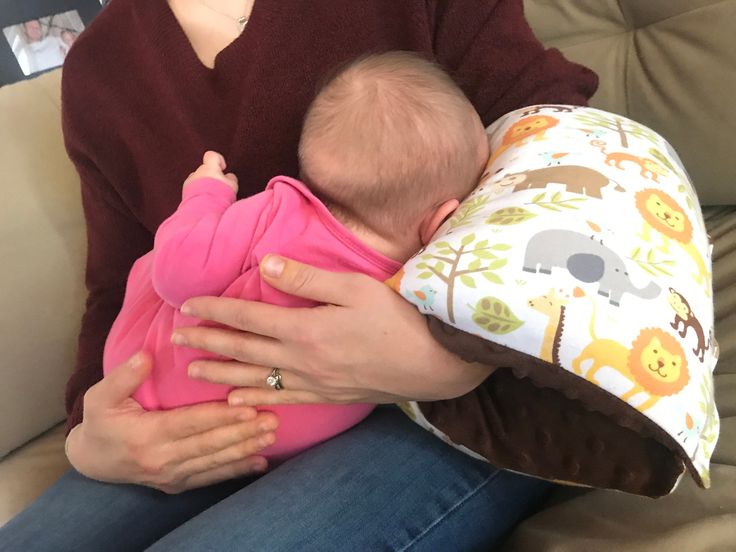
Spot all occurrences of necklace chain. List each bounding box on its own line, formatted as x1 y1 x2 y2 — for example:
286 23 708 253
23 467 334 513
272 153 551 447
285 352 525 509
197 0 250 33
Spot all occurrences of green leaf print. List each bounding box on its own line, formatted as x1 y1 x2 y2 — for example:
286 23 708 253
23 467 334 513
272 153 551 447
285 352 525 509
528 193 586 211
471 249 498 259
489 244 512 251
468 259 482 271
488 259 508 270
461 233 476 246
448 196 489 229
460 275 477 288
630 247 675 277
471 297 524 335
417 272 433 280
482 271 503 284
486 207 537 225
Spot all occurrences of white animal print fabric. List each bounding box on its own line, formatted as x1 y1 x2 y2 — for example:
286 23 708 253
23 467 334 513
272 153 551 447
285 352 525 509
391 105 719 491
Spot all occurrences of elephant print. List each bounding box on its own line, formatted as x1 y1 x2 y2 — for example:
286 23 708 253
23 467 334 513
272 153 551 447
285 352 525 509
522 229 660 306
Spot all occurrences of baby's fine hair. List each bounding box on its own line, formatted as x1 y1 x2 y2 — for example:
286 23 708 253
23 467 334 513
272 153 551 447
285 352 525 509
298 51 485 236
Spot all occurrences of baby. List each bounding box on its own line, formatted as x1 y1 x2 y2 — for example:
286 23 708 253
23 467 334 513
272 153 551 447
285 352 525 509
104 51 489 462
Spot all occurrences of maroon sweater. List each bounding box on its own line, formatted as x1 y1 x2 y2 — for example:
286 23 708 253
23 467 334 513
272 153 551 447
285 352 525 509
61 0 597 432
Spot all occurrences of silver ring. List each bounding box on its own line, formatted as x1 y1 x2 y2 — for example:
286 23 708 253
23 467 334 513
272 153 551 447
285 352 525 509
266 367 284 390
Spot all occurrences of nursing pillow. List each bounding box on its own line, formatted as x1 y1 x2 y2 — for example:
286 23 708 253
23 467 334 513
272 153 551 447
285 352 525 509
390 105 719 496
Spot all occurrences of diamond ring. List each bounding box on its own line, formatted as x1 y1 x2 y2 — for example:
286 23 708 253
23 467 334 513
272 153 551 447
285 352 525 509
266 367 284 390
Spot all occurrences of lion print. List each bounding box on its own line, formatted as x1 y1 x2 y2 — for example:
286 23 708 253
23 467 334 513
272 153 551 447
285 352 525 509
573 290 689 411
573 328 689 411
485 115 560 168
636 188 711 296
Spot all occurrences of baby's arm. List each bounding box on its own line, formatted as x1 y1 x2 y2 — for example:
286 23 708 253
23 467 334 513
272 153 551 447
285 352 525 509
152 152 271 308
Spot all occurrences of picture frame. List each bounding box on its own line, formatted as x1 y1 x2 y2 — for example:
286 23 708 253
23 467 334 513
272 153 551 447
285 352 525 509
0 0 102 86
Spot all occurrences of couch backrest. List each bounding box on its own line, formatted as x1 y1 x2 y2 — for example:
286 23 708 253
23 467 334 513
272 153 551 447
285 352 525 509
0 70 85 456
525 0 736 206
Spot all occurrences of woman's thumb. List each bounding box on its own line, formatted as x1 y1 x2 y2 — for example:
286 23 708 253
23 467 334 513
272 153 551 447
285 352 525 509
97 352 152 407
259 255 352 305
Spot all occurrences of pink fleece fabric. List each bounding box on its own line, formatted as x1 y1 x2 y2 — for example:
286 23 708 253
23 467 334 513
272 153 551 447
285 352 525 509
103 176 402 461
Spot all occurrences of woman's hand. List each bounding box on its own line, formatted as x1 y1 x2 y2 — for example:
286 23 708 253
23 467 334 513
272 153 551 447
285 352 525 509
65 353 278 494
172 255 494 407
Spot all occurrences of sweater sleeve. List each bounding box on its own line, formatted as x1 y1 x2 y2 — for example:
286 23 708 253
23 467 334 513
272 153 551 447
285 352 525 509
429 0 598 125
152 179 271 308
62 146 153 433
61 68 156 434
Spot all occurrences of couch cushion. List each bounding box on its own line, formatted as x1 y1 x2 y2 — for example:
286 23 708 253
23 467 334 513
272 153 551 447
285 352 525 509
503 205 736 550
0 425 69 527
0 69 86 458
524 0 736 206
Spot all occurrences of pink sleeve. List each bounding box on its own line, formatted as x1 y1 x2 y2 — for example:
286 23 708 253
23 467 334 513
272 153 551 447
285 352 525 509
152 178 272 308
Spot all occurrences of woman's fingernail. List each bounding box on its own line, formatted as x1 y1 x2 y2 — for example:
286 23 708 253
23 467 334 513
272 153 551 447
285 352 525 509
188 364 200 378
171 333 186 346
259 433 275 447
252 459 268 473
229 395 245 406
261 255 285 278
180 303 193 316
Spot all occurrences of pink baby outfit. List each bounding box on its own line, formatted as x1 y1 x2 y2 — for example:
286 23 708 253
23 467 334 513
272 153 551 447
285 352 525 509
103 176 402 461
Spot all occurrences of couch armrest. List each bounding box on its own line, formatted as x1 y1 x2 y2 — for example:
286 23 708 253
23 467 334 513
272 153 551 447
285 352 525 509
0 70 86 457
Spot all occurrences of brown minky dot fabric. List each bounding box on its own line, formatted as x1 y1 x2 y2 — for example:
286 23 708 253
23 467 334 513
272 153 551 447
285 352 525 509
418 317 693 497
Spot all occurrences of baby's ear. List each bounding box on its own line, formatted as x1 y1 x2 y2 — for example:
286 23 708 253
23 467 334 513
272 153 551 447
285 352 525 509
419 199 460 244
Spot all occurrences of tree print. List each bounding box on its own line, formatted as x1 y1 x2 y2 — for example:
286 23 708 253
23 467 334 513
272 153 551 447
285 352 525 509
574 112 659 149
415 233 510 323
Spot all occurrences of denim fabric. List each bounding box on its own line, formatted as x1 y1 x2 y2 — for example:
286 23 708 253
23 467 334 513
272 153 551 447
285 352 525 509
1 407 552 551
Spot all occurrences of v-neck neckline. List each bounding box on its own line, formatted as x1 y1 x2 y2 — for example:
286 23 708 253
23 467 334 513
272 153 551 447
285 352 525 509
154 0 265 77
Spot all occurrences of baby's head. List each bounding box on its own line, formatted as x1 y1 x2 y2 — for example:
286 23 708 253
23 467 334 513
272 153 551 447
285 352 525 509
299 51 489 257
61 30 77 47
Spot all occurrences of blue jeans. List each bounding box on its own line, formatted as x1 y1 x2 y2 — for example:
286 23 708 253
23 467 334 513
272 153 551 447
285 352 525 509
1 407 551 551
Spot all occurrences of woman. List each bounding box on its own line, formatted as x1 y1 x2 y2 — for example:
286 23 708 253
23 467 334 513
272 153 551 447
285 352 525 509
1 0 597 549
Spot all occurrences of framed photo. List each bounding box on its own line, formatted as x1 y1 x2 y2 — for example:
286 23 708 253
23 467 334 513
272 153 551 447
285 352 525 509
0 0 102 86
3 12 84 76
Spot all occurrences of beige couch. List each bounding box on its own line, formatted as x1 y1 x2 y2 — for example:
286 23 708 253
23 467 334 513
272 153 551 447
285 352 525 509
1 0 735 548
